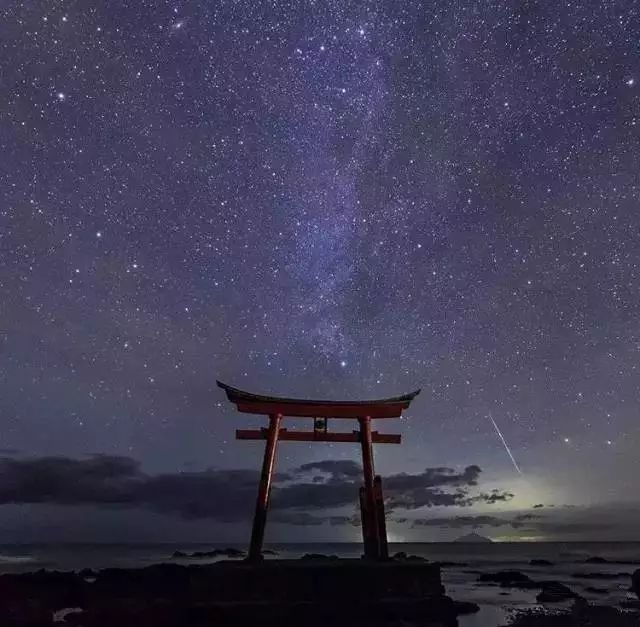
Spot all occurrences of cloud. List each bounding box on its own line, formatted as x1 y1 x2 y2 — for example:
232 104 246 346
294 460 362 479
408 513 546 530
0 456 634 539
512 513 544 522
0 456 257 521
270 511 326 526
277 464 508 512
384 465 481 491
0 455 508 524
480 489 514 504
411 515 508 529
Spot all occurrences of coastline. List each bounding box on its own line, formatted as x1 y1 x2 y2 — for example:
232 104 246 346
0 542 639 625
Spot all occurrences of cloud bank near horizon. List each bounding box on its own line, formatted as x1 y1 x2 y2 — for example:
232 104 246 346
0 455 510 523
0 454 637 541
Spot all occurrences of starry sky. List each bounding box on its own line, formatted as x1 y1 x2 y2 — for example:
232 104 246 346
1 1 639 543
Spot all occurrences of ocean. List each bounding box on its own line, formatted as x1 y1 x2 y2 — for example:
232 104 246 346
1 541 638 626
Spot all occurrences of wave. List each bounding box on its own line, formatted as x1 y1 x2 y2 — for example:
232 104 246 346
0 554 35 564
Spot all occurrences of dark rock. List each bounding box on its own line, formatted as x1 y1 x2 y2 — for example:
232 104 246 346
529 559 554 566
632 568 640 599
451 600 480 615
78 568 95 578
262 549 278 555
536 581 576 602
585 586 608 594
172 547 245 559
219 547 245 558
585 556 609 564
478 570 534 587
571 571 631 580
300 553 339 560
0 560 459 627
435 561 468 568
191 551 209 557
393 552 433 563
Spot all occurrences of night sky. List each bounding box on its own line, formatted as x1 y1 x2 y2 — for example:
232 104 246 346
1 1 639 543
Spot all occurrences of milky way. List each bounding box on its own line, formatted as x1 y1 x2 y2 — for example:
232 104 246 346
0 1 639 541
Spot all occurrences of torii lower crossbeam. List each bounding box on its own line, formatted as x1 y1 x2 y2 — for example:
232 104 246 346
236 428 401 444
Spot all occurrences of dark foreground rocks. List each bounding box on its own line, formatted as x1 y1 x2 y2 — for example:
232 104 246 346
478 571 578 602
582 556 640 565
535 582 576 603
20 597 467 627
584 556 609 564
632 568 640 599
450 600 480 615
530 560 554 567
300 553 340 560
0 559 467 627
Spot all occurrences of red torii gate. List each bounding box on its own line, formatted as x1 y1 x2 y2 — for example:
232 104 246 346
217 381 420 561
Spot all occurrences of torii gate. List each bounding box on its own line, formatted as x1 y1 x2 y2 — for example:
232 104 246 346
217 381 420 561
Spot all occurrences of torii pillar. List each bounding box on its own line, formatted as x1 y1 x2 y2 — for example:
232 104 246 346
217 381 420 561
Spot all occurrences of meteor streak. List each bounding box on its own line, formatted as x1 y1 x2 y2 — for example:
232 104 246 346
488 413 522 475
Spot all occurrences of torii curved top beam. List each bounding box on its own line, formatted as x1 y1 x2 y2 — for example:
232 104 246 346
216 380 420 419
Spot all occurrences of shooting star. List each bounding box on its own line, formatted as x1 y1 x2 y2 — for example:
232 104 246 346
487 413 522 475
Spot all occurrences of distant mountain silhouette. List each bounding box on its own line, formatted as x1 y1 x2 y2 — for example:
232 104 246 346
453 532 492 543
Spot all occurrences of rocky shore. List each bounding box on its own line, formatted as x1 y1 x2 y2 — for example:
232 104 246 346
0 558 470 626
0 555 638 627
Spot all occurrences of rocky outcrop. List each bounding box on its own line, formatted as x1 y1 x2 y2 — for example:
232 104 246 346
529 559 554 566
535 581 577 602
479 572 579 601
451 600 480 614
571 571 631 580
0 560 459 627
172 547 245 559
